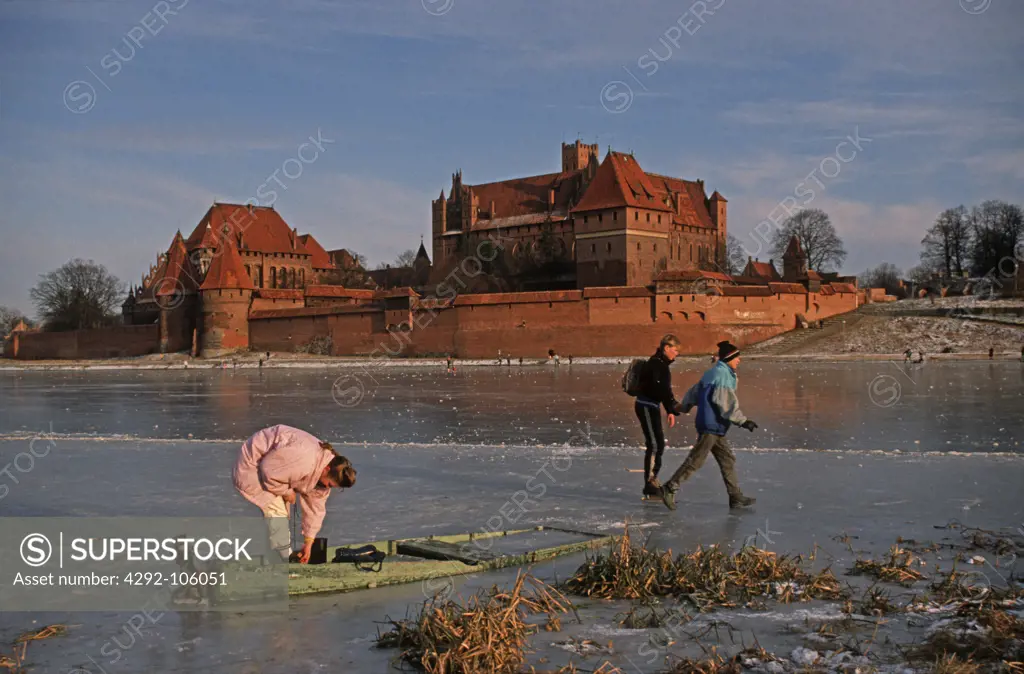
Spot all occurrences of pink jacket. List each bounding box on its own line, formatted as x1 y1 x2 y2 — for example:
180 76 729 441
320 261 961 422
233 425 335 539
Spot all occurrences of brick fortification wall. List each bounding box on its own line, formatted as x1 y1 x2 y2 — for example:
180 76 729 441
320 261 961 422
249 287 858 358
8 325 159 360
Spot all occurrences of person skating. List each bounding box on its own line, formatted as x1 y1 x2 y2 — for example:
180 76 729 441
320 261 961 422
635 334 684 499
661 340 757 511
233 425 356 563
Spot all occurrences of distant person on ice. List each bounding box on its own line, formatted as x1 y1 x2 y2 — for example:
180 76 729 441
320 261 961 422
661 340 757 511
233 425 356 563
634 334 684 499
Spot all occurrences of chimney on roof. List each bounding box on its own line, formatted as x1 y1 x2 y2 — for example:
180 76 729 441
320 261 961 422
548 188 555 210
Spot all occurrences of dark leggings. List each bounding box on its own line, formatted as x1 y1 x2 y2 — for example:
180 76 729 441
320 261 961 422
635 402 665 480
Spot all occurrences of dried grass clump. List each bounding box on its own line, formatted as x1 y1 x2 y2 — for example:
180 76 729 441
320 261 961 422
908 604 1024 668
664 645 779 674
850 545 926 585
526 664 622 674
376 573 573 674
1 624 69 673
932 653 982 674
563 528 847 611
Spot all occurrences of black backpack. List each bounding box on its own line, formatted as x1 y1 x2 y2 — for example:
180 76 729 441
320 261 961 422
622 358 646 397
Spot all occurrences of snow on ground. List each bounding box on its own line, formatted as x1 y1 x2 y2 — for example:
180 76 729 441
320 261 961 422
866 296 1024 314
797 315 1024 354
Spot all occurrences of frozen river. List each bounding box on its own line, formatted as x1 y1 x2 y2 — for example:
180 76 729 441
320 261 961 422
2 360 1022 452
0 362 1021 672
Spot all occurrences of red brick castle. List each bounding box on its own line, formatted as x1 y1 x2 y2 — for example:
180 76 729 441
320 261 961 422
7 141 861 360
431 141 727 290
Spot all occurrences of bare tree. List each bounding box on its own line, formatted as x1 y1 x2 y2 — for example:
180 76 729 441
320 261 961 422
770 209 847 272
921 206 971 277
393 249 417 268
725 234 747 276
859 262 903 295
0 306 32 340
30 259 125 331
969 200 1023 277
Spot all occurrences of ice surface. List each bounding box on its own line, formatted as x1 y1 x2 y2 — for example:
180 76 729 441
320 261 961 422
0 364 1021 672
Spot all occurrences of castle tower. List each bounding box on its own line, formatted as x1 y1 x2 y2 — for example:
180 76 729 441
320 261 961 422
782 235 809 282
156 231 200 353
562 140 599 173
198 239 253 358
708 191 728 268
431 189 447 265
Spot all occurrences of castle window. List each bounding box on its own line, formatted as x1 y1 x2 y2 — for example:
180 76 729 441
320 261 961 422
583 216 588 224
653 243 657 253
636 242 641 251
658 215 662 224
598 214 603 223
646 213 650 222
591 243 596 255
270 267 277 288
635 212 638 221
613 212 617 221
606 242 612 253
689 245 693 261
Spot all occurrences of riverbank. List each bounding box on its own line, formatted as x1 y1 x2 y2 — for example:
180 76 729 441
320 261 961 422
3 350 1023 370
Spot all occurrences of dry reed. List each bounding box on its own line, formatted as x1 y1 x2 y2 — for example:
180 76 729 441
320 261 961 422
563 528 847 611
376 572 573 674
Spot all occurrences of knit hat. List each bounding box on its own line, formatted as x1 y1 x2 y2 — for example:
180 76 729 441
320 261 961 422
717 340 740 362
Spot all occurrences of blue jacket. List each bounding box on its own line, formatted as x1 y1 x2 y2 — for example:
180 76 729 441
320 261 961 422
681 361 748 436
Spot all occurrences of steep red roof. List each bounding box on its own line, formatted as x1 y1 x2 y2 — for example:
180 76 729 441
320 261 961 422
804 270 823 281
200 239 254 291
743 259 782 282
572 153 673 213
645 173 716 229
710 190 727 202
187 204 311 257
374 287 419 299
296 234 335 269
784 236 806 258
156 231 201 296
829 283 858 294
469 171 577 222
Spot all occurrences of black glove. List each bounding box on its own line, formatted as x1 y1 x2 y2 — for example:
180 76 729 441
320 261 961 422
740 420 758 432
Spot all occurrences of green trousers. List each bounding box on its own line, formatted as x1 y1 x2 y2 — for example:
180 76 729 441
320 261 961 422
664 433 741 497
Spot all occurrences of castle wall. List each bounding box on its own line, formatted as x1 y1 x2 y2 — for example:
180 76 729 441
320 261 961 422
160 297 198 353
8 324 160 360
245 286 858 359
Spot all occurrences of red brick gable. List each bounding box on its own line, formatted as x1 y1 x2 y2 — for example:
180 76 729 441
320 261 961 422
743 259 782 282
187 203 312 257
645 173 716 229
157 231 201 296
784 236 806 258
296 234 335 269
571 152 673 213
200 238 254 291
829 283 857 294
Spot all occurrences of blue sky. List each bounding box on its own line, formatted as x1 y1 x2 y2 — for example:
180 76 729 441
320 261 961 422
1 0 1022 313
